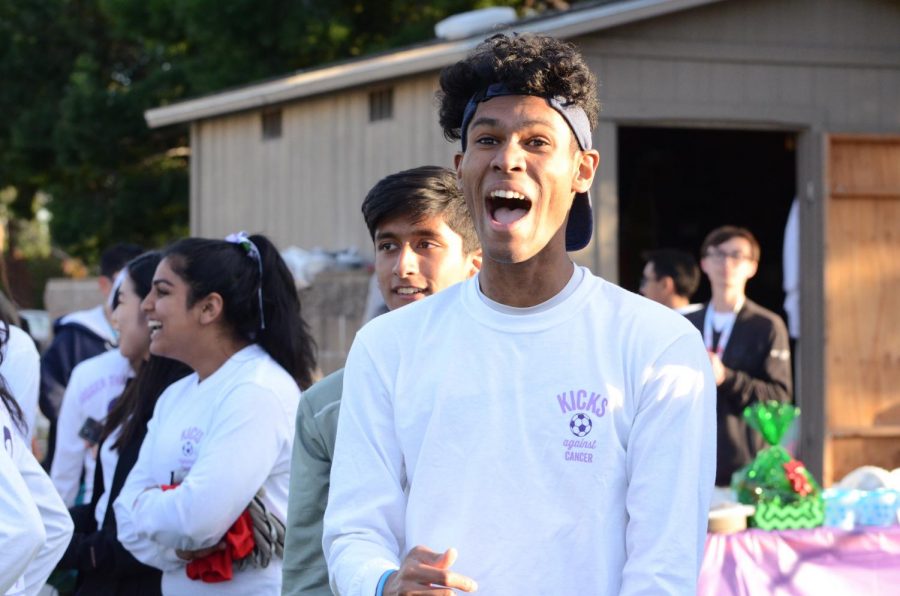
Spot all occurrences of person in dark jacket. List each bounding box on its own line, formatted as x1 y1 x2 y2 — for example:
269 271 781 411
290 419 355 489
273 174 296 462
639 248 702 315
57 252 190 595
686 226 792 487
40 243 143 470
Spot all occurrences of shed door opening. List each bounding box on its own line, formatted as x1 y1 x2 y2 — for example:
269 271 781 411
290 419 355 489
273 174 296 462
618 126 796 317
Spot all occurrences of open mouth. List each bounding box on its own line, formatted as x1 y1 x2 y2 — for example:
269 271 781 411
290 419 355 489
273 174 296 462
148 320 162 337
488 190 532 225
395 286 426 296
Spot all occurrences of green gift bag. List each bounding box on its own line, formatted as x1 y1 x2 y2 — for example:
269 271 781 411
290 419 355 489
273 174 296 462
734 401 825 530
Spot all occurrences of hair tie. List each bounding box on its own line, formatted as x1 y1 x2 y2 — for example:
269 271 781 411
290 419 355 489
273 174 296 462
224 231 266 331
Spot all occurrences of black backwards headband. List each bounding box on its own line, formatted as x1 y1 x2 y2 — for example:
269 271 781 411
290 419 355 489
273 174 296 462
459 83 594 252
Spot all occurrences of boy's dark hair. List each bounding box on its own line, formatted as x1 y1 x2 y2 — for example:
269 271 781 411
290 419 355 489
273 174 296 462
437 33 600 143
164 234 317 390
643 249 700 299
99 243 144 279
361 166 480 255
700 226 761 262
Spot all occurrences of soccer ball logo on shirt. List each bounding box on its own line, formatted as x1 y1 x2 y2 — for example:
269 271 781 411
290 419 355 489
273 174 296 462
569 413 592 437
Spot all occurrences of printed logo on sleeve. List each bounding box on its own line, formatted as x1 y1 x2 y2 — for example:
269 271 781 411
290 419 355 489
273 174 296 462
557 389 608 464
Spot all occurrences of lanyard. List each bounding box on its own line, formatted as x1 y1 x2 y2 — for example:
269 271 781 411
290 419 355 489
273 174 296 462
703 298 744 357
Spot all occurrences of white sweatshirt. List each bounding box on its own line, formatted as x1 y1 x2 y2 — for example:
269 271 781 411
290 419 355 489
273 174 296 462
0 325 40 443
0 419 42 595
1 403 73 595
324 269 716 596
50 349 130 506
115 344 300 595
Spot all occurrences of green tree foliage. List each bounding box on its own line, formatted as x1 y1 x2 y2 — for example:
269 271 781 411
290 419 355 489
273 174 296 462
0 0 84 219
0 0 526 263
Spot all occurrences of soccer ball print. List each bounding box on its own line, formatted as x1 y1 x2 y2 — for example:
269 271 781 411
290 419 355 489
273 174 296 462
570 413 592 437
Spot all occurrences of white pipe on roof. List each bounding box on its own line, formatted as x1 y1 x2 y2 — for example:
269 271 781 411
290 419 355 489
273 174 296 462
434 7 518 40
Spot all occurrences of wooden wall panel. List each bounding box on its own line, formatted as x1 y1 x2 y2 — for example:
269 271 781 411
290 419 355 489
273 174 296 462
828 437 900 486
829 136 900 198
826 198 900 420
825 135 900 484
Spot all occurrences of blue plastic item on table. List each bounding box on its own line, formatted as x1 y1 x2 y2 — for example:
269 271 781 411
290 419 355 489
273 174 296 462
856 488 900 527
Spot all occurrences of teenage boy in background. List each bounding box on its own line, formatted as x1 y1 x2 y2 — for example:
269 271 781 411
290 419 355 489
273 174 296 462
687 225 791 487
282 165 481 595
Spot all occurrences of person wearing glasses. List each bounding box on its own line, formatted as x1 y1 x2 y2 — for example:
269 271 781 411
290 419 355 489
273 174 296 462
686 225 792 488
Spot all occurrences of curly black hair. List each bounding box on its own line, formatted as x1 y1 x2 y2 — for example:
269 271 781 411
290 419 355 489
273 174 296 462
437 33 600 143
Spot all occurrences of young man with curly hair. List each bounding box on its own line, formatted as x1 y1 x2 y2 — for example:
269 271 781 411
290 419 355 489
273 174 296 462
324 34 715 596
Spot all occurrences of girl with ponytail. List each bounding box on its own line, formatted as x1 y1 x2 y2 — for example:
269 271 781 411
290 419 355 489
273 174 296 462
115 233 316 595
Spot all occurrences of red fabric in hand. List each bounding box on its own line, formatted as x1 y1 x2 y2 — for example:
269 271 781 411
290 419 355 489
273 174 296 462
185 509 255 583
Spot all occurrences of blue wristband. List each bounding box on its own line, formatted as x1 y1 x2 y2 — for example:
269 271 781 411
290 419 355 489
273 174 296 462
375 570 397 596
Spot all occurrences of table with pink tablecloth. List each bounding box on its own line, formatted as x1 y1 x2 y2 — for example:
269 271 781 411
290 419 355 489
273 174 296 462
699 527 900 595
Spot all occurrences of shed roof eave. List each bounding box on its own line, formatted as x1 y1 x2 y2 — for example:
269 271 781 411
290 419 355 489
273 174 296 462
144 0 725 128
144 40 478 128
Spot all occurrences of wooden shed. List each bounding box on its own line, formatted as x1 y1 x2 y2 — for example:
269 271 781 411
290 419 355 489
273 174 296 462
145 0 900 484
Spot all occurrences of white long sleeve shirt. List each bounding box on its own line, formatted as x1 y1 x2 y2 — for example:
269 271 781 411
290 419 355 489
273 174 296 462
1 325 40 443
324 269 716 596
1 403 73 595
50 349 130 506
0 426 42 595
115 344 300 595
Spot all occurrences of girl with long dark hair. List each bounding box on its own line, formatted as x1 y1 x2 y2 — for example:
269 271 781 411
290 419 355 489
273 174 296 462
0 314 73 593
58 251 191 595
0 312 39 445
115 233 316 595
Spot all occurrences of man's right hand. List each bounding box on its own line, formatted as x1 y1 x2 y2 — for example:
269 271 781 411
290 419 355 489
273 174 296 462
385 546 477 595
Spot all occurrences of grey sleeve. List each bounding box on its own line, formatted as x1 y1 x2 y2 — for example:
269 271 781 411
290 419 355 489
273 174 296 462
282 378 342 596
